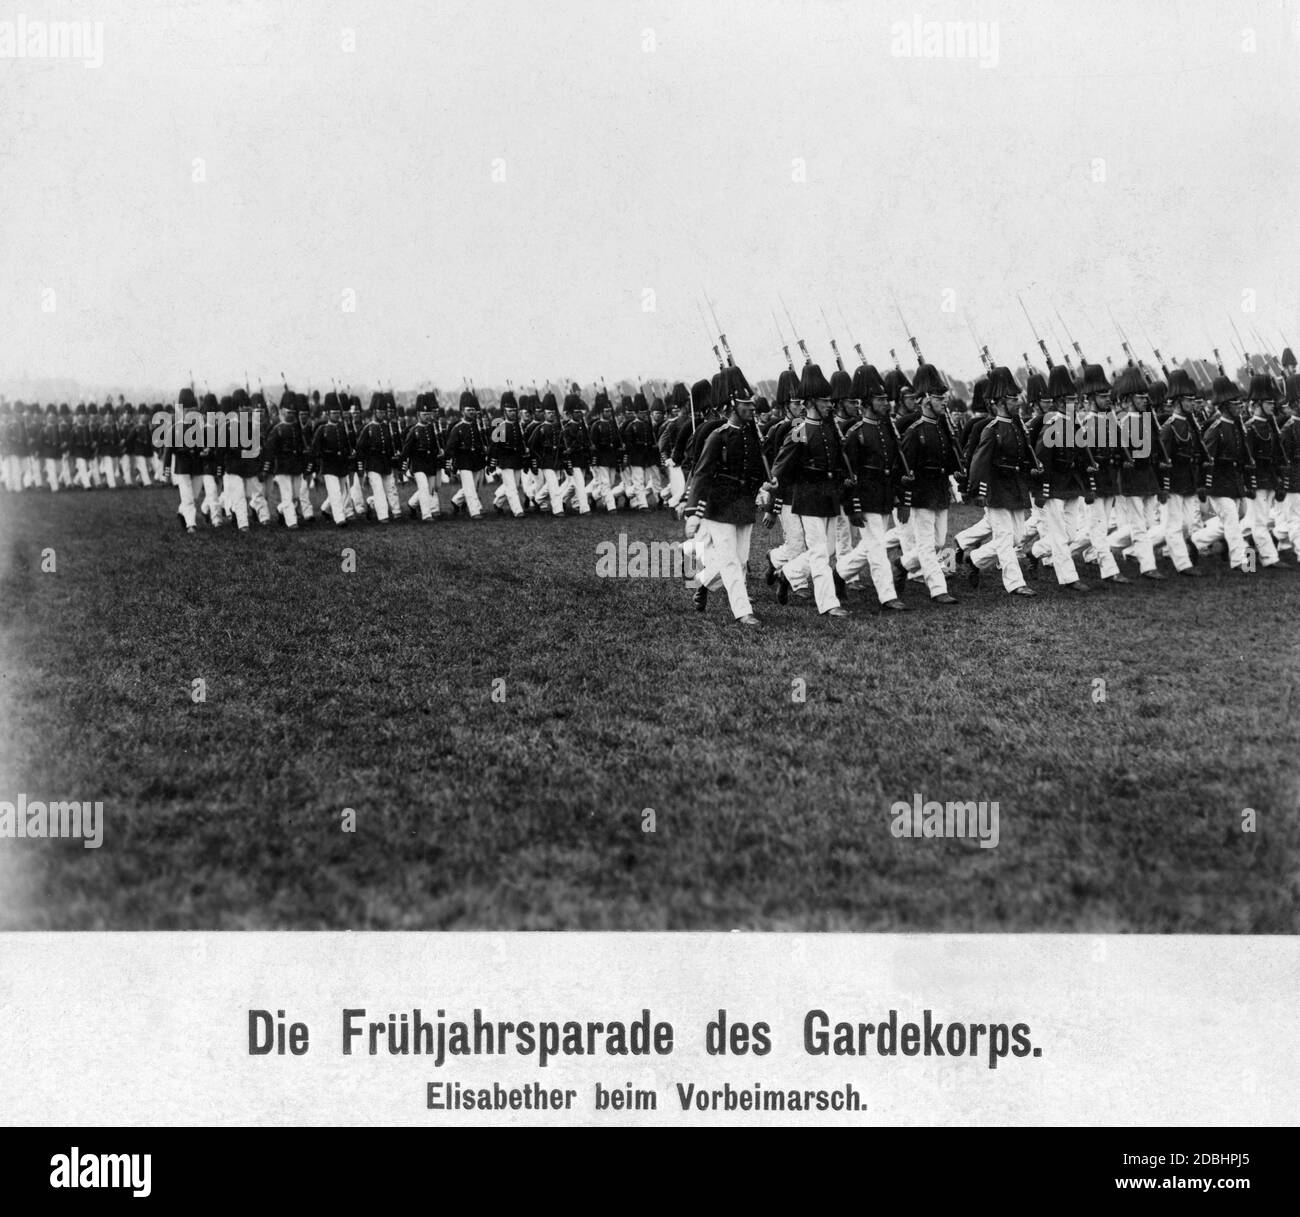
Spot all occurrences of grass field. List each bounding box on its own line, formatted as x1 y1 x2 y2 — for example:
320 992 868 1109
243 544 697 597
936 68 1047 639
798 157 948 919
1 484 1297 931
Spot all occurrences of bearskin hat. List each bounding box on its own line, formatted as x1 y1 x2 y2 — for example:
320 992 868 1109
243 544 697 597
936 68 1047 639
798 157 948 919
985 366 1021 401
725 365 753 400
459 390 477 412
1146 380 1168 406
669 382 689 409
912 363 948 398
1112 366 1148 399
563 392 585 415
798 362 833 400
1281 347 1296 370
1024 372 1048 406
851 363 887 401
775 368 800 406
828 369 854 403
1165 369 1196 400
690 379 712 410
1045 365 1076 400
1211 375 1240 406
1079 363 1110 396
1246 373 1278 403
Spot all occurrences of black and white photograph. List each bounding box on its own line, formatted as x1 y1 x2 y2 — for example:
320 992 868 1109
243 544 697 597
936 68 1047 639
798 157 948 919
0 0 1297 1157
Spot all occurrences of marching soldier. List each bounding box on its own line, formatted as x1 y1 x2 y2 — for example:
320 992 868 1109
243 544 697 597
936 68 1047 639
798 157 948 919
70 404 94 489
2 402 25 492
487 390 528 517
684 375 765 625
311 397 354 526
622 393 657 510
224 389 271 530
1068 364 1131 584
263 391 313 528
838 364 910 609
1156 369 1206 576
1029 364 1092 589
1240 373 1285 569
1276 371 1300 554
965 367 1038 596
162 388 203 532
356 393 400 522
953 376 994 560
898 367 962 604
126 404 154 486
589 394 625 512
528 392 568 516
1198 376 1253 572
561 392 594 515
768 363 849 618
402 393 444 521
444 391 488 519
1113 366 1167 579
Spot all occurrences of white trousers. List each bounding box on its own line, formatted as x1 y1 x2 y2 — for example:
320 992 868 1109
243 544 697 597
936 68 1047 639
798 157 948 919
2 455 21 491
590 465 621 511
1247 490 1280 566
666 462 687 506
625 465 649 508
1159 494 1197 572
1070 497 1119 579
366 471 400 520
955 510 992 553
971 507 1028 591
1119 495 1159 573
1032 498 1082 584
901 507 950 596
491 468 525 516
768 505 806 570
457 469 483 517
322 474 350 524
696 520 754 619
407 471 442 520
783 515 840 613
224 473 270 528
1203 497 1248 568
837 514 898 603
174 473 198 528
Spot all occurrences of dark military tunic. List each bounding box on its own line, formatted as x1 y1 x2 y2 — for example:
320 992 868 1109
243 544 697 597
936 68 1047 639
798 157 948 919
899 415 960 511
1201 415 1250 499
770 415 846 518
684 421 765 526
968 415 1034 511
843 417 902 516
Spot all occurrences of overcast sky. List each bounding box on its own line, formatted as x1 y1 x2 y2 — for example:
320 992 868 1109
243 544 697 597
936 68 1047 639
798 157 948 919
1 0 1297 397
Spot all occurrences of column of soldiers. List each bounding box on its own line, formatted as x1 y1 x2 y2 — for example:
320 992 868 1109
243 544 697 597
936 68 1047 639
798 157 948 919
677 345 1299 625
145 383 694 531
6 345 1296 626
0 400 164 492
